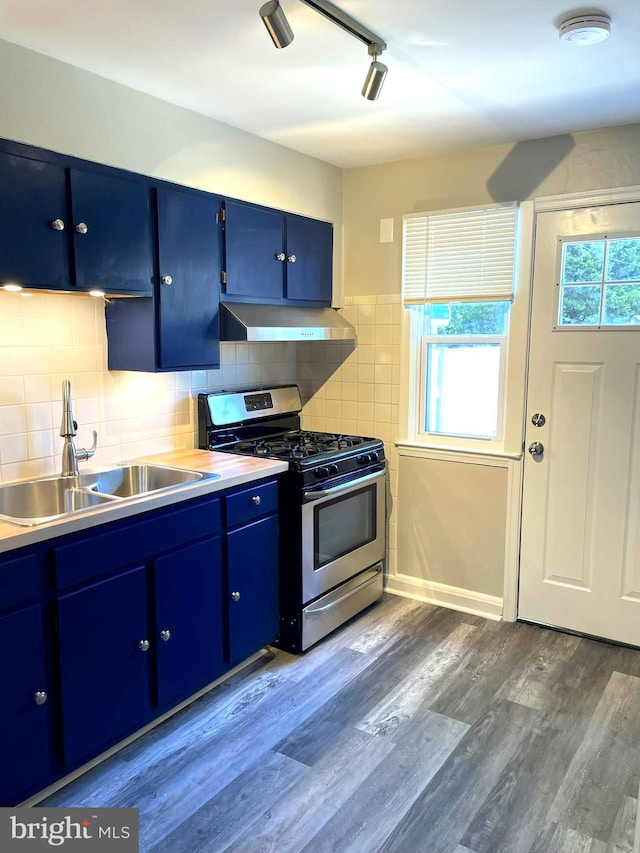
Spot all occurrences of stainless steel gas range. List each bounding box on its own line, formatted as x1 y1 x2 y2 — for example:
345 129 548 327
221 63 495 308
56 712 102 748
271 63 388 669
198 384 386 652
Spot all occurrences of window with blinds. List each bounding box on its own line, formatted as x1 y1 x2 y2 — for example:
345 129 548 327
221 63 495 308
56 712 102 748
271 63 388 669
403 204 518 304
402 203 519 444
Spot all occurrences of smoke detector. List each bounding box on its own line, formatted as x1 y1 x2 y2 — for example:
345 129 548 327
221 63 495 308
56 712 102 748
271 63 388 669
558 14 612 45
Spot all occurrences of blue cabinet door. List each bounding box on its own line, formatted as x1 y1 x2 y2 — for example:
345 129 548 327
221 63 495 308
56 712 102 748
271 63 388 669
154 536 225 707
57 567 150 766
0 151 70 290
285 214 333 304
157 188 221 369
227 514 279 665
224 200 284 300
70 169 153 295
0 604 50 805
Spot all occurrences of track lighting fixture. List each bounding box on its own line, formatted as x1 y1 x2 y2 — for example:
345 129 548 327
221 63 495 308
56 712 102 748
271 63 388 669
259 0 388 100
260 1 295 49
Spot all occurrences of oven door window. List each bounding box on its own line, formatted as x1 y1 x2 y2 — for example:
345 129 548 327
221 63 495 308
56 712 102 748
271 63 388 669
314 484 376 570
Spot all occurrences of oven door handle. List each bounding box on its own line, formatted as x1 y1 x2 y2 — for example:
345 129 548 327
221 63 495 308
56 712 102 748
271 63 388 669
305 566 383 614
303 467 386 502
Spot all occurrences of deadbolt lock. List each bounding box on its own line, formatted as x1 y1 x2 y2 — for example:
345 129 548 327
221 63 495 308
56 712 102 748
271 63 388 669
531 413 546 427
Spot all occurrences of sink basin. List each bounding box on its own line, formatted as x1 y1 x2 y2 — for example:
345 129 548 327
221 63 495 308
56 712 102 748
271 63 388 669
0 464 219 526
86 464 214 498
0 476 120 526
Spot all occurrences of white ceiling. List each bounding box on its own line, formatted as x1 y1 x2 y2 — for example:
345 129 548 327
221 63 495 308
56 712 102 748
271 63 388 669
0 1 639 168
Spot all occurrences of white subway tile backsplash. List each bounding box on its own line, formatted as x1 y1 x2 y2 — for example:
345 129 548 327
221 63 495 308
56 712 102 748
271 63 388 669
0 292 297 483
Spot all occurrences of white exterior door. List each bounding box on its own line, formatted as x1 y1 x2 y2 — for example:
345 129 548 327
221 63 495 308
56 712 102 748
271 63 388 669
519 202 640 646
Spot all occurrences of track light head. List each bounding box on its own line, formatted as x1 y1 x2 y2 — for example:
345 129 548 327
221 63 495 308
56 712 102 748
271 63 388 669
260 1 295 49
362 57 387 101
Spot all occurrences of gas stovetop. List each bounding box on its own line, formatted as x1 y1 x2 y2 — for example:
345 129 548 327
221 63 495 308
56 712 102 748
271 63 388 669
198 385 385 482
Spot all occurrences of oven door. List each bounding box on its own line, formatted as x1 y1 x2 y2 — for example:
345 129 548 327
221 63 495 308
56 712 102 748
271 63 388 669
301 466 386 603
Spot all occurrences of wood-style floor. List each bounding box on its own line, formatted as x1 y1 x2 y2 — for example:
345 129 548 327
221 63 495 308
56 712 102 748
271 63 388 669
40 594 640 852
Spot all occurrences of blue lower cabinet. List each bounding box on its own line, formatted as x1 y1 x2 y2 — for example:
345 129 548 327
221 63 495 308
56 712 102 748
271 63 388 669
227 514 279 665
57 566 150 767
154 536 224 707
0 604 51 805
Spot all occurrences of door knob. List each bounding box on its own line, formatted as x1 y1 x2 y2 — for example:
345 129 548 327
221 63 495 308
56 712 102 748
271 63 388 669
33 691 47 705
231 591 241 602
160 629 171 642
75 222 88 235
528 442 544 458
138 639 150 652
531 413 546 427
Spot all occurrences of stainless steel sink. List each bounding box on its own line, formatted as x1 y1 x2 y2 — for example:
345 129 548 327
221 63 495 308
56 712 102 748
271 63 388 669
0 464 219 526
85 464 213 498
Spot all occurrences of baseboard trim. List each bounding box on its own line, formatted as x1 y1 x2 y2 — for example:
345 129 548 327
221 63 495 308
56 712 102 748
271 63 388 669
386 574 503 621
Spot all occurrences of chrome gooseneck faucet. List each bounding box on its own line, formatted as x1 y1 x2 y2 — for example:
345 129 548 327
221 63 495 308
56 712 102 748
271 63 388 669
60 379 98 477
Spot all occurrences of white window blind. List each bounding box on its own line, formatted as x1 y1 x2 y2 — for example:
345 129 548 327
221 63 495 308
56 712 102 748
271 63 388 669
403 203 518 304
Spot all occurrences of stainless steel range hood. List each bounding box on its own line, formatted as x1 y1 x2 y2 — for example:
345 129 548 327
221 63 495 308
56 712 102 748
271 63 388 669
220 302 356 342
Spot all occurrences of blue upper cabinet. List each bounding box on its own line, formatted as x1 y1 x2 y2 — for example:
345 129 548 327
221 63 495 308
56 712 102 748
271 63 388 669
223 200 285 301
0 146 152 296
105 186 222 371
69 169 153 295
222 199 333 305
285 214 333 303
0 151 71 290
156 187 221 369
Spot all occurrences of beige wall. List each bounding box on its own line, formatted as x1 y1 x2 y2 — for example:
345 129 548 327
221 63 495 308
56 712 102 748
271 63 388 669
343 123 640 297
0 39 341 481
396 456 508 598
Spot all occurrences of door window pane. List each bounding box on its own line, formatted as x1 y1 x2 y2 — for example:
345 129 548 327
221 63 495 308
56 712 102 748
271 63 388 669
562 241 605 283
559 285 601 326
426 342 501 438
603 284 640 325
605 239 640 281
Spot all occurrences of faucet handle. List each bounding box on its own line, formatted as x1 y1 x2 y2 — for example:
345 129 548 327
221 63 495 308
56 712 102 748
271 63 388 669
77 430 98 462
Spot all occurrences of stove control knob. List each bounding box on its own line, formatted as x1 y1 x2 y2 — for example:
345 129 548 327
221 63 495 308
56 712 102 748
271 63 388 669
315 467 330 479
369 450 379 463
358 453 372 465
326 464 339 477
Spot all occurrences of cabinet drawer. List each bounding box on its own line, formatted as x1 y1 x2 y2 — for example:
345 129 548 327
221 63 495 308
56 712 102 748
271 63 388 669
55 497 221 590
0 552 46 612
224 481 278 529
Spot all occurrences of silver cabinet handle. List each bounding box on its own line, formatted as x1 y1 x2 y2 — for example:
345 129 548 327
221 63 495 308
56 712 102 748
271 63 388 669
231 591 241 602
161 275 173 286
75 222 88 235
528 442 544 458
138 639 150 652
287 254 297 263
276 252 286 261
251 495 261 505
51 219 65 231
33 691 47 705
160 629 171 642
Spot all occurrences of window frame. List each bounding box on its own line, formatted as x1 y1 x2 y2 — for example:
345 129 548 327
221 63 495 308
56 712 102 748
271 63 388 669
400 200 534 456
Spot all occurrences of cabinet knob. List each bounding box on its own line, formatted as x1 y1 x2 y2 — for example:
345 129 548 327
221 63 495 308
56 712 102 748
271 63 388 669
75 222 89 235
287 254 297 264
161 275 173 286
51 219 65 232
276 252 286 262
231 591 241 602
138 639 150 652
33 691 47 706
251 495 261 506
160 629 171 642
